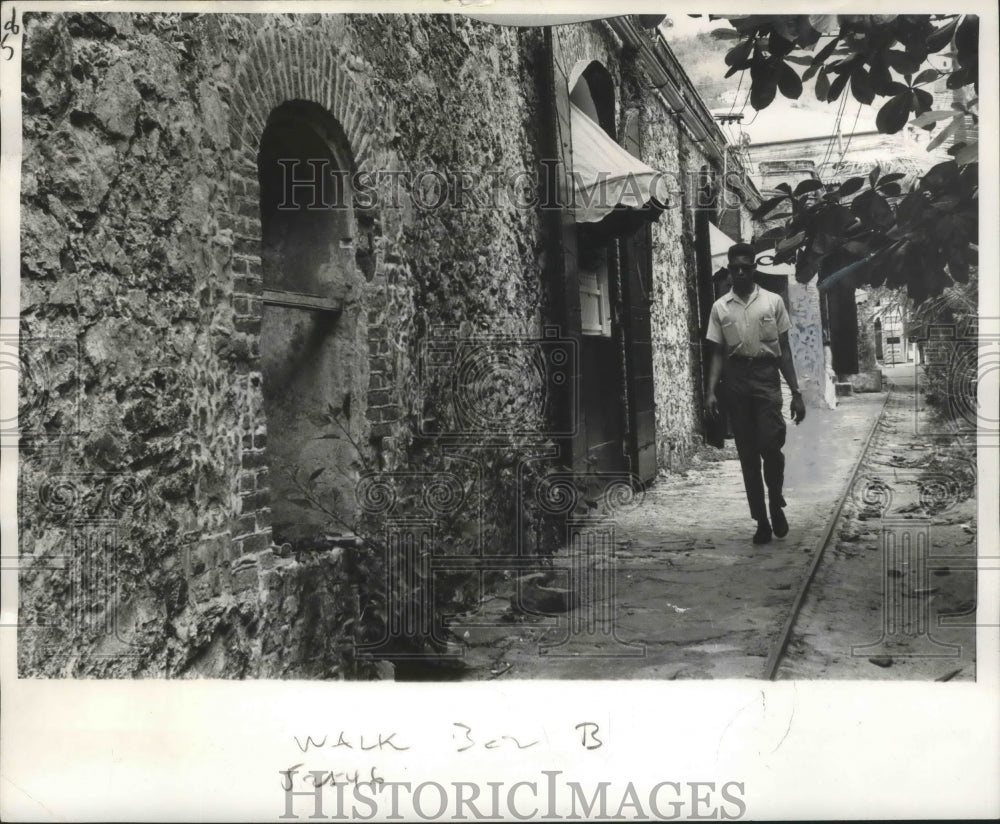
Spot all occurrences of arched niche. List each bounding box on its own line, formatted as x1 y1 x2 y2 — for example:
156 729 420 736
257 100 366 547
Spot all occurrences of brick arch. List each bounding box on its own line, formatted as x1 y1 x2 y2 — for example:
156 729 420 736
228 24 378 178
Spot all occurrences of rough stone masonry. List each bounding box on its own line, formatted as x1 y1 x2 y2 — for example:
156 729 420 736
17 12 756 677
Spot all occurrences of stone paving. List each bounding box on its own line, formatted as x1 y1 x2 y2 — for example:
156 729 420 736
452 390 889 680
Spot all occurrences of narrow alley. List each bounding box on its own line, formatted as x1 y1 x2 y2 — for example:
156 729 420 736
450 366 977 680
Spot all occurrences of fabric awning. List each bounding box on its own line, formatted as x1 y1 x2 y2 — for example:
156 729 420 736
570 102 664 224
709 222 739 269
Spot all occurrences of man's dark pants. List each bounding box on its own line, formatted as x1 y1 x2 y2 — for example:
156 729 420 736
724 359 786 521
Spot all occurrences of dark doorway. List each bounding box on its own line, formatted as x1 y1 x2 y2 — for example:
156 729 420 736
618 223 657 482
577 226 627 474
825 284 860 376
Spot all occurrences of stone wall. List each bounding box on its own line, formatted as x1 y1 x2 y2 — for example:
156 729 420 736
17 12 750 676
787 279 837 409
18 11 555 677
641 55 717 472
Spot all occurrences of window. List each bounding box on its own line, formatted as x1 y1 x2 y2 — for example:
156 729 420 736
578 230 613 337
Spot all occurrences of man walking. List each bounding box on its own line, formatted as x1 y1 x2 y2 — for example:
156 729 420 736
705 243 806 544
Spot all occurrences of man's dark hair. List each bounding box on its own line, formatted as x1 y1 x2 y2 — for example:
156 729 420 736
727 242 755 261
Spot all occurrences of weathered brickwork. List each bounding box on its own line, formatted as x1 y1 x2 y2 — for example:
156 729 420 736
17 12 754 677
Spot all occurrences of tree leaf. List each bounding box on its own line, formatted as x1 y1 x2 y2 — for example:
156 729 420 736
850 68 876 104
843 239 873 258
776 230 806 251
926 17 959 53
869 165 881 188
953 141 978 166
309 467 326 481
794 179 825 197
868 192 893 227
752 193 788 219
725 39 754 68
913 68 941 85
796 16 822 47
836 177 866 198
946 67 971 90
876 172 906 187
775 182 793 196
783 54 816 67
884 49 921 75
778 62 803 99
927 116 961 152
895 191 926 226
867 56 893 94
711 27 741 40
921 161 961 193
911 109 958 128
954 15 979 66
912 88 933 115
815 67 831 100
750 73 778 110
819 202 853 234
812 33 843 64
876 92 912 133
768 30 796 57
947 250 970 284
315 433 342 440
827 70 850 102
808 15 838 35
795 250 819 283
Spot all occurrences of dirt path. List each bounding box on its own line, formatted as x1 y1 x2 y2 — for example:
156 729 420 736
448 391 895 680
776 367 977 680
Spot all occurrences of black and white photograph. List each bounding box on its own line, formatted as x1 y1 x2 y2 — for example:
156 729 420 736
1 2 997 820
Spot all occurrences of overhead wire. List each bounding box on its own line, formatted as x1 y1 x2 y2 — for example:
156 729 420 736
728 69 745 117
818 93 848 178
818 97 846 172
836 101 864 173
824 94 849 171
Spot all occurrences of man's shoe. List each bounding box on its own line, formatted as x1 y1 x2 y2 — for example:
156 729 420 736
753 519 772 544
771 506 789 538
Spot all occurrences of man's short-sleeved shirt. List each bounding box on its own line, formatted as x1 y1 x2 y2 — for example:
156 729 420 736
705 284 791 358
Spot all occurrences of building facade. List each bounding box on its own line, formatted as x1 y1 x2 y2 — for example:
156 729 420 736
16 12 758 677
